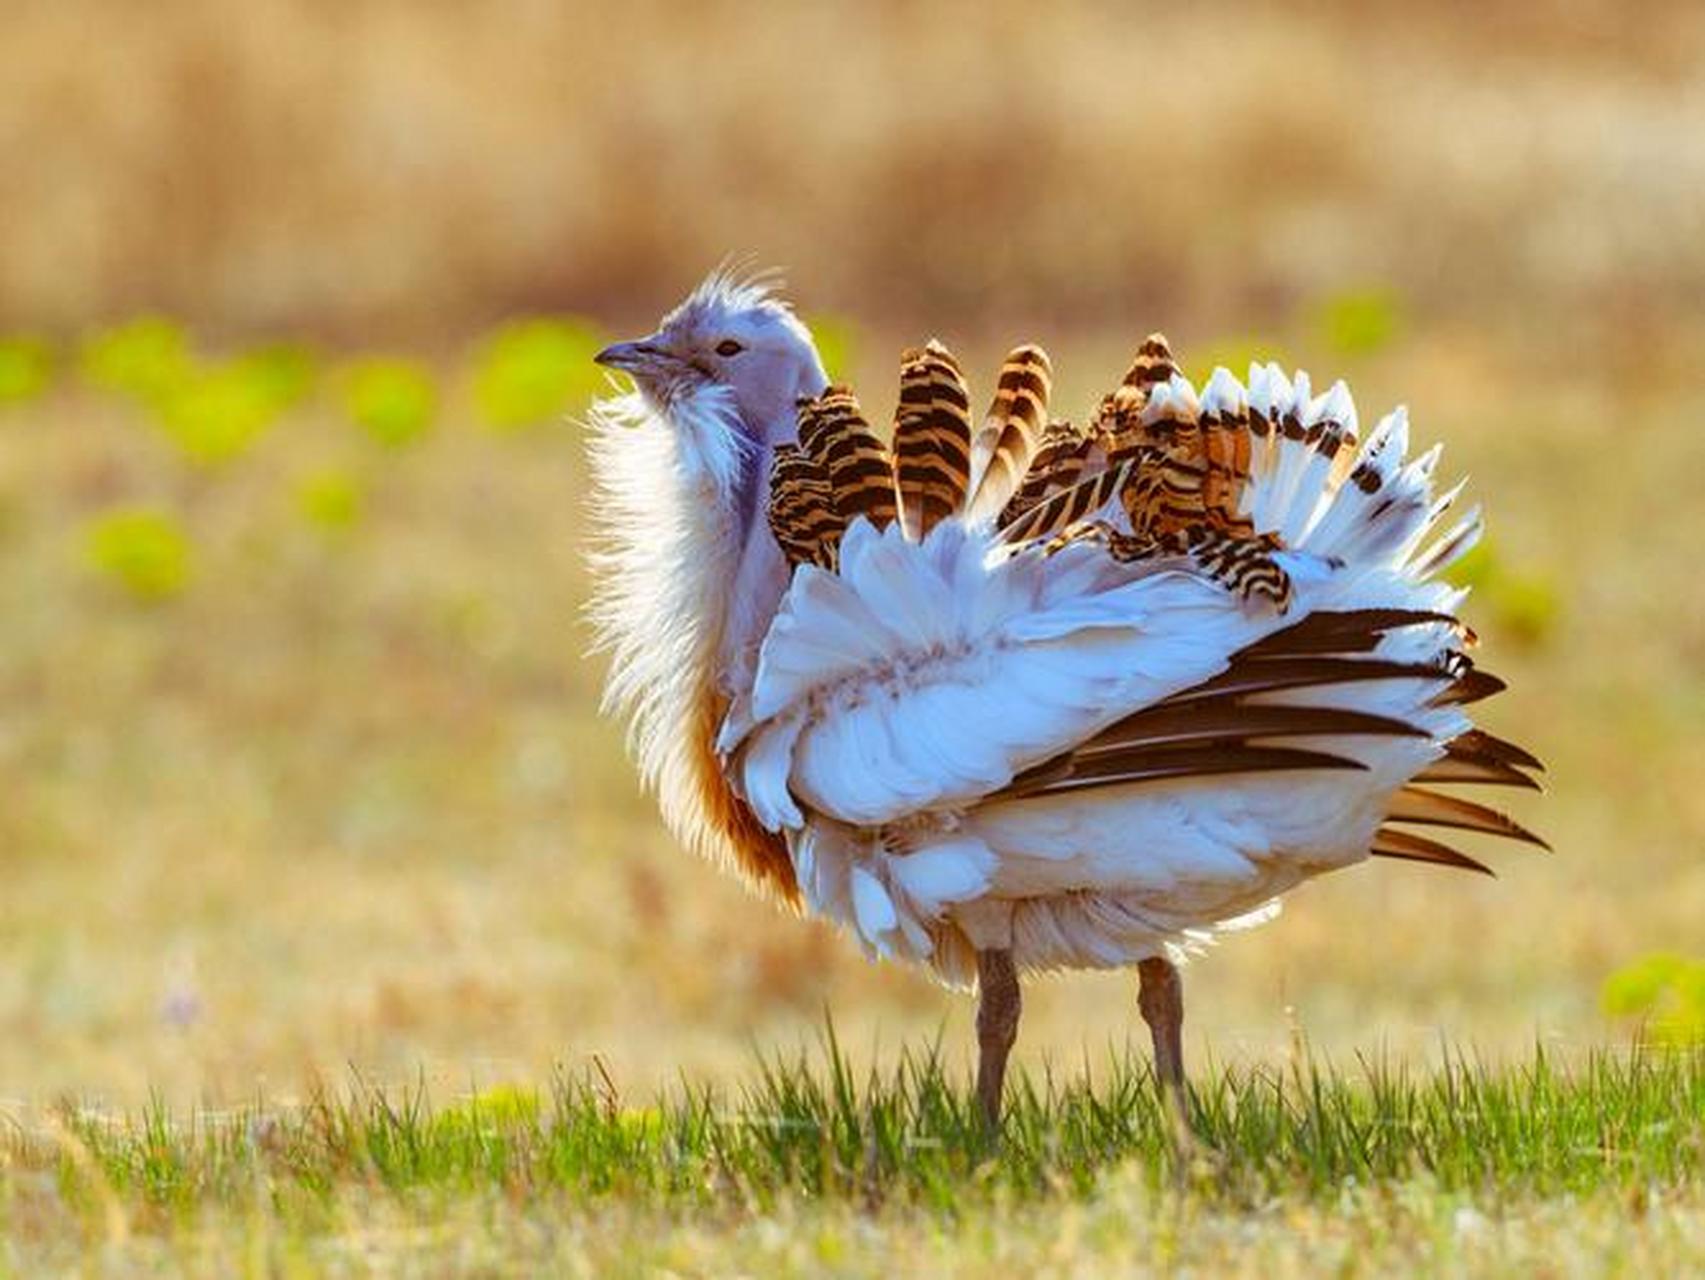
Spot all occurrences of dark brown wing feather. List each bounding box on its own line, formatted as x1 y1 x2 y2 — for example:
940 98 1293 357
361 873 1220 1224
1414 755 1542 790
1370 827 1495 876
1077 701 1427 755
982 610 1545 859
1243 609 1461 657
1383 786 1551 850
1432 666 1508 706
1171 656 1453 704
1002 744 1367 799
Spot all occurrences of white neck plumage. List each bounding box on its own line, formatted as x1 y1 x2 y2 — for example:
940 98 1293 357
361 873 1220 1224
585 386 797 895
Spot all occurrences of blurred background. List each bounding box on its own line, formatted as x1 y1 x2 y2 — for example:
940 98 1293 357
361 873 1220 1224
2 0 1702 1108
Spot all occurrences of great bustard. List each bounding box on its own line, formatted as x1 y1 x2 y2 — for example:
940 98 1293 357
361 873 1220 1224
588 269 1543 1127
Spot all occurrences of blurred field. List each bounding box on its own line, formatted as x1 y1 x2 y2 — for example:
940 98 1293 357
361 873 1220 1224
2 0 1704 1270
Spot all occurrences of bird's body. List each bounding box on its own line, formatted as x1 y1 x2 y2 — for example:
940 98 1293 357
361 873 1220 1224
589 269 1541 1125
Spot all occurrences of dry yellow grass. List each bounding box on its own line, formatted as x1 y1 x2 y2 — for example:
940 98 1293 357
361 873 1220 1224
4 2 1705 340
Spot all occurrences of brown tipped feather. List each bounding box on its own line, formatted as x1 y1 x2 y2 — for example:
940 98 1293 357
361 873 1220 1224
1432 666 1508 706
1415 755 1543 790
1384 786 1550 850
892 340 973 540
766 443 844 571
1001 744 1366 799
796 386 896 530
1370 827 1494 876
997 461 1131 547
1448 728 1545 773
966 344 1051 522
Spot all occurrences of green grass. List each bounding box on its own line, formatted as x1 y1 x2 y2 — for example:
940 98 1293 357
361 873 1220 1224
16 1043 1703 1212
7 1044 1701 1274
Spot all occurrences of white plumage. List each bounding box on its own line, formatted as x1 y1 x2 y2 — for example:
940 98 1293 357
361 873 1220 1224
722 402 1471 981
588 269 1540 1125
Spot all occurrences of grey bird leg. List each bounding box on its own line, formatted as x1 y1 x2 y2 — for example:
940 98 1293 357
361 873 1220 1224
975 948 1022 1130
1138 956 1190 1136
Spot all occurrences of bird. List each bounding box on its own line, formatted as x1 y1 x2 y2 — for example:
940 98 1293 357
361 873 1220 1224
587 267 1543 1130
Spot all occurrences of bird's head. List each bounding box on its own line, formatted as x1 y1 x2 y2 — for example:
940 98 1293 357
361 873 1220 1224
595 268 828 447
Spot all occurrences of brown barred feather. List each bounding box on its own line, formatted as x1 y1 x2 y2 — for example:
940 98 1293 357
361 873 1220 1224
1068 336 1295 608
966 344 1052 522
892 340 974 541
1103 524 1293 611
766 443 844 571
1091 333 1182 461
997 461 1131 547
1198 388 1256 536
796 386 896 530
998 420 1098 529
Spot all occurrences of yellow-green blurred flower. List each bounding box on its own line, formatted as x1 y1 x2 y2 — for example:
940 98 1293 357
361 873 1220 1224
235 341 319 412
80 316 195 404
340 357 436 447
471 317 605 430
1602 953 1705 1045
1445 540 1561 649
1190 336 1286 388
152 362 283 465
0 335 54 406
1312 287 1405 360
295 467 366 532
82 507 193 602
805 313 860 383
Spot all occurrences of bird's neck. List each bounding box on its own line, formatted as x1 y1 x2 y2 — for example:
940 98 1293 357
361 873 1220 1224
587 389 798 900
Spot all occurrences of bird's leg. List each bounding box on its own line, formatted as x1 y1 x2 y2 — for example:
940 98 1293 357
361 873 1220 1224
974 948 1022 1131
1138 955 1190 1138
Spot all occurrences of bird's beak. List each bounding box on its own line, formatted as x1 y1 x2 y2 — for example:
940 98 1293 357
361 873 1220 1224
593 336 667 374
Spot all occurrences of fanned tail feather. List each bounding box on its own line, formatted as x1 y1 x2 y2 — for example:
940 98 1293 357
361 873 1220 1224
996 461 1131 547
766 443 844 571
965 344 1052 523
892 340 973 541
797 385 896 532
998 421 1098 529
767 326 1545 896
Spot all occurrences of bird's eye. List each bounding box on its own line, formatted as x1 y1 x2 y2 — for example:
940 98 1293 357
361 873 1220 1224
715 339 744 357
